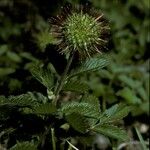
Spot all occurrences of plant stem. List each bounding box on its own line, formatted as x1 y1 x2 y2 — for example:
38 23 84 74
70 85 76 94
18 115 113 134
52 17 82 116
41 53 74 148
53 52 75 105
51 128 56 150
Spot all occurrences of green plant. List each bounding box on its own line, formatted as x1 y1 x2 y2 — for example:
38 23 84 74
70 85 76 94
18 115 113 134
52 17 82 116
0 3 132 150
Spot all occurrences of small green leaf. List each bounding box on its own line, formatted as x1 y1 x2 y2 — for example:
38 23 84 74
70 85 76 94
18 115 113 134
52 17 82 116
99 104 131 124
61 101 98 118
0 93 37 108
110 64 133 74
20 52 37 62
66 112 89 133
118 75 141 89
7 51 22 63
10 142 37 150
33 103 57 115
117 87 141 104
9 94 36 107
68 55 109 78
91 124 129 141
31 65 54 90
0 93 40 119
0 68 15 77
62 80 89 93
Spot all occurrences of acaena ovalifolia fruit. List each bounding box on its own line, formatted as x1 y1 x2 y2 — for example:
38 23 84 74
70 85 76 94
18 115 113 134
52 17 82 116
50 4 110 59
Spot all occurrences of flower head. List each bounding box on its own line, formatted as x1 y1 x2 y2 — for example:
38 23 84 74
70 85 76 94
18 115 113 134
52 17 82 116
49 4 110 59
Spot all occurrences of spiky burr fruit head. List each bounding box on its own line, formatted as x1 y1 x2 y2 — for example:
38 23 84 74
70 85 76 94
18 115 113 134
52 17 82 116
49 4 110 59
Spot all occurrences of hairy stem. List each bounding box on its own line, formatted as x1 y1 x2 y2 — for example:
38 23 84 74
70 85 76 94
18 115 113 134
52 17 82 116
53 52 75 105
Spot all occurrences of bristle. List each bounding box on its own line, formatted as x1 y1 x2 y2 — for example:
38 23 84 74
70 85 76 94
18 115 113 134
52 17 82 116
95 14 104 22
94 45 102 54
97 38 107 43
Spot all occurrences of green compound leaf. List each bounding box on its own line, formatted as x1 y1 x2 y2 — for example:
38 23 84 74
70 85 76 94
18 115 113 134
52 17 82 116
68 55 109 78
66 112 89 133
10 142 37 150
99 103 131 124
91 124 129 141
62 80 89 93
33 103 57 115
31 65 54 90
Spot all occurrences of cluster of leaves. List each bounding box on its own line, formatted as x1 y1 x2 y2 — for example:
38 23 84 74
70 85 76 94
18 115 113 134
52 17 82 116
0 56 131 149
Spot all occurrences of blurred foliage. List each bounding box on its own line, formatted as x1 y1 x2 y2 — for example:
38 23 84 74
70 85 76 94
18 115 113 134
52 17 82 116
82 0 150 116
0 0 149 149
